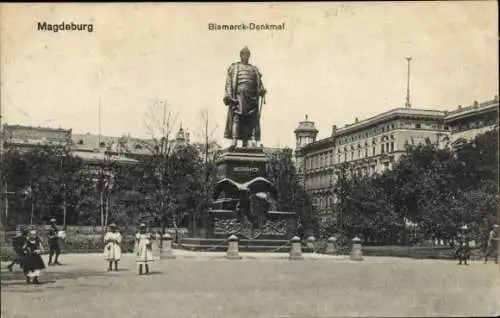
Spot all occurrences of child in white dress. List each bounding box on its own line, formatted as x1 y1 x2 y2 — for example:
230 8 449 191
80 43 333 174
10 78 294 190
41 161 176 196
103 223 122 271
134 223 155 275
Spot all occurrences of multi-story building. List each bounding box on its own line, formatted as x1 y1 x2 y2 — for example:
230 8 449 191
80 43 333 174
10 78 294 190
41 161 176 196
2 124 192 165
2 125 73 150
444 97 498 145
294 96 499 213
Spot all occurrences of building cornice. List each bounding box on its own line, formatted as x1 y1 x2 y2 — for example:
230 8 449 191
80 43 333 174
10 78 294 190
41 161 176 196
444 100 499 122
334 108 445 137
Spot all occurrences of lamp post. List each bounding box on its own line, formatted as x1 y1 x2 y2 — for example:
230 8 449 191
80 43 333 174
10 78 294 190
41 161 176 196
102 150 113 231
60 153 67 230
3 183 14 228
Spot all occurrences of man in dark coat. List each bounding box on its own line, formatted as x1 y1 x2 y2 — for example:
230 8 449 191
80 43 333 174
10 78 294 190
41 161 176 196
223 46 267 148
456 225 471 265
6 227 28 272
47 218 62 265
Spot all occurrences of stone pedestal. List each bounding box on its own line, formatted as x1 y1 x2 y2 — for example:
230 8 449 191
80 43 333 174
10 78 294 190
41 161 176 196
325 237 337 255
289 236 304 260
226 235 242 260
350 237 363 261
215 147 269 183
306 236 316 251
161 233 176 259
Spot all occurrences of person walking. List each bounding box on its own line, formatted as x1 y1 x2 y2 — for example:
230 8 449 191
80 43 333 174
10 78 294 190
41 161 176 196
103 223 122 272
456 225 471 265
22 230 46 284
134 223 155 275
6 226 28 272
47 218 62 265
484 224 499 264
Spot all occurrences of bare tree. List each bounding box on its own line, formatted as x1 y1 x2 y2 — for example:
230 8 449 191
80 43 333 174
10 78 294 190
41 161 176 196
188 108 221 234
142 99 179 232
197 108 219 172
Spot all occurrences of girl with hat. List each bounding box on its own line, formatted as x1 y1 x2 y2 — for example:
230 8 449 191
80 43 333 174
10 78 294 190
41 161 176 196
22 230 46 284
103 223 122 272
134 223 155 275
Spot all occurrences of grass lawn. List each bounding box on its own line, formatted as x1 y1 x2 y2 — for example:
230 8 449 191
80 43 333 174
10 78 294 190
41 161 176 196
1 253 499 318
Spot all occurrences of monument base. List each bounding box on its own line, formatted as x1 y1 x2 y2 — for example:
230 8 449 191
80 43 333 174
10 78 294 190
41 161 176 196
214 147 269 183
195 145 299 251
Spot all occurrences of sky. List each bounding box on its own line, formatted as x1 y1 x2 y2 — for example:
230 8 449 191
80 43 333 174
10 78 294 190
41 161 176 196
1 2 498 148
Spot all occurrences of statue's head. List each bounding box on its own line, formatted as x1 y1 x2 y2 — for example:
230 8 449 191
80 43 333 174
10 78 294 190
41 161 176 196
240 46 251 64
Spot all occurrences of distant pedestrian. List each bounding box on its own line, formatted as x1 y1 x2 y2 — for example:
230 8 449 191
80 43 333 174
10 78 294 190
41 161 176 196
103 223 122 271
134 223 155 275
23 230 46 284
484 224 499 264
456 225 471 265
296 222 304 240
7 227 28 272
47 218 62 265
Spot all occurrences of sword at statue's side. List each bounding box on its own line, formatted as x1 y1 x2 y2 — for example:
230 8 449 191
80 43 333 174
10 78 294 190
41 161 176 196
258 94 266 121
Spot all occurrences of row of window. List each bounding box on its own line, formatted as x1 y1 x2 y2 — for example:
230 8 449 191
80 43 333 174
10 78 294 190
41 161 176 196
305 162 392 190
305 140 396 169
449 118 497 133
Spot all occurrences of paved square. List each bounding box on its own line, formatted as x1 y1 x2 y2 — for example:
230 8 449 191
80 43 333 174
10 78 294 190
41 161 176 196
1 252 499 318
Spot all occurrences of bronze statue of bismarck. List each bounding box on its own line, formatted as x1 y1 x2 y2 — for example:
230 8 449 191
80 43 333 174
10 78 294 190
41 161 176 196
223 46 267 148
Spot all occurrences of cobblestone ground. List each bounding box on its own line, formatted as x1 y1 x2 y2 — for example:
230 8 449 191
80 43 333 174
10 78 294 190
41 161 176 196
1 252 499 318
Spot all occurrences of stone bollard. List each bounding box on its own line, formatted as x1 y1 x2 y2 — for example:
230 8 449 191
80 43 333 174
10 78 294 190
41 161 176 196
289 236 304 260
325 237 338 255
154 232 162 258
350 237 363 261
161 233 176 259
226 235 242 260
306 236 316 252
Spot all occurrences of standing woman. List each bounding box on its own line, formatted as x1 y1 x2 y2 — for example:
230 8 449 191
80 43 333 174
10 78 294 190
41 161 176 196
134 223 155 275
23 230 46 284
103 223 122 271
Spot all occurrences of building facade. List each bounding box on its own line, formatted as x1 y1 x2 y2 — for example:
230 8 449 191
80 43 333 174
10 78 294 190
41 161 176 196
2 124 192 165
294 96 499 213
444 98 499 145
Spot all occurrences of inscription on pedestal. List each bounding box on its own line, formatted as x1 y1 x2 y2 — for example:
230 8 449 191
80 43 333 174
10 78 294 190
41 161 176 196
215 149 268 183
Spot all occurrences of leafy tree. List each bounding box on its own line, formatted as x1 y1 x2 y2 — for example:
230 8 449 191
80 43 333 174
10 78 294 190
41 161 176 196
2 145 86 227
267 151 317 236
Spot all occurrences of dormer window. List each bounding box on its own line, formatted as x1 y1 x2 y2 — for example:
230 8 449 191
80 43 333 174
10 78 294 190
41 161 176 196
99 142 105 148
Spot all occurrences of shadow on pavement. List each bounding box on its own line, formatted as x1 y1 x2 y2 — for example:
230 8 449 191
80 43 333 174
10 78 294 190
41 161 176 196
0 268 111 292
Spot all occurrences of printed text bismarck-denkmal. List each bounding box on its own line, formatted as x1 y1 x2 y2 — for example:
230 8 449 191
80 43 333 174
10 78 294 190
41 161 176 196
37 22 94 33
208 22 285 31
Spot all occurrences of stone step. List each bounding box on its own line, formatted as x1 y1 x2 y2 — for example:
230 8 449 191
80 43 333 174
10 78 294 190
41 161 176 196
176 244 293 252
181 238 292 247
175 241 314 253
